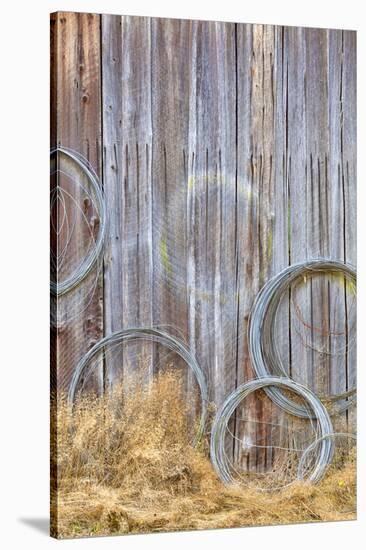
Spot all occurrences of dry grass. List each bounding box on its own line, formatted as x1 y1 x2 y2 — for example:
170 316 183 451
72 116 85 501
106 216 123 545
51 371 356 539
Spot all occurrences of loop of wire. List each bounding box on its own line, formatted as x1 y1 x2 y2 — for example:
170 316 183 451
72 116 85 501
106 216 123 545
50 146 107 296
68 328 209 446
297 432 356 482
210 376 334 486
248 259 356 417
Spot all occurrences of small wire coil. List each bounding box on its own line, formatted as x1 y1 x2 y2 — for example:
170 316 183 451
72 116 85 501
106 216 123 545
297 432 356 482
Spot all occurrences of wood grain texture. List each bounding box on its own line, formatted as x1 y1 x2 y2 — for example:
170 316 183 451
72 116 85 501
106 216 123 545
51 13 356 472
50 12 103 393
186 21 238 409
150 17 191 384
102 15 153 384
340 30 357 427
235 24 278 472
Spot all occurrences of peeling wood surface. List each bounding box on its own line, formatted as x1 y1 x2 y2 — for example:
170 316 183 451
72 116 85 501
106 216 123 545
51 13 356 471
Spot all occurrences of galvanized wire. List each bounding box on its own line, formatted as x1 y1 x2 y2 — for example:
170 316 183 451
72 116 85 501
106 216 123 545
68 328 208 446
50 146 107 296
297 432 356 482
210 376 334 486
50 172 104 326
248 259 356 417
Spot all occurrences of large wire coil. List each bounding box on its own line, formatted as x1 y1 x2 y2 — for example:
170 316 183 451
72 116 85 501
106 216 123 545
50 146 107 296
210 376 334 486
68 328 209 446
248 259 356 417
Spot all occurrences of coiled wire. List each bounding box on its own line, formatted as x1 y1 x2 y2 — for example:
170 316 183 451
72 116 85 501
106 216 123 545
210 376 334 486
50 146 107 296
297 432 356 482
68 328 208 446
248 259 356 417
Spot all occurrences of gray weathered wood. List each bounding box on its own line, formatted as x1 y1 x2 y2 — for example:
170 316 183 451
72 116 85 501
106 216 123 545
150 17 191 386
102 14 153 384
186 20 238 410
52 13 356 473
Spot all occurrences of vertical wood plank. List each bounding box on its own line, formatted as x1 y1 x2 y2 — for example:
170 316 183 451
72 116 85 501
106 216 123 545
102 15 153 383
235 24 279 472
342 31 357 425
51 11 103 393
305 28 331 399
265 25 290 473
186 21 237 410
234 22 254 473
50 14 58 395
150 18 191 381
328 29 348 407
285 26 308 389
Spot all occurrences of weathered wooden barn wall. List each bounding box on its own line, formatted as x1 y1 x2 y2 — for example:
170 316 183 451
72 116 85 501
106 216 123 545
51 12 356 471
